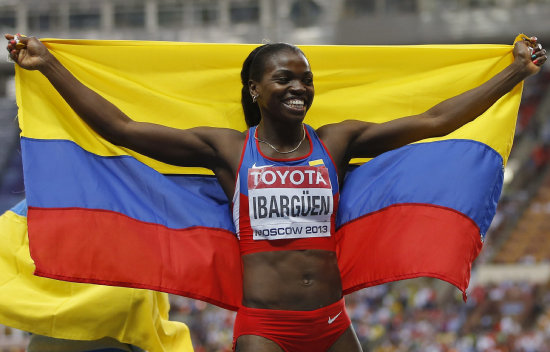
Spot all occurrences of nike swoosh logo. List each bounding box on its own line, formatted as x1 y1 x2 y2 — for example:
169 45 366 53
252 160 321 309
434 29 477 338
251 163 274 169
328 311 342 324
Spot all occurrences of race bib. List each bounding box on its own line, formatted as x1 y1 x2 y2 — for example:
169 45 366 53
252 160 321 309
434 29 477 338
248 166 333 240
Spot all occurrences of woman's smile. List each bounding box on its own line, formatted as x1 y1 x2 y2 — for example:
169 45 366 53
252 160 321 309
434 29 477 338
282 98 306 113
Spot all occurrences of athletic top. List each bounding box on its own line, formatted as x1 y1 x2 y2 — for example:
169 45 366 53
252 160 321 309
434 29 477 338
232 124 339 256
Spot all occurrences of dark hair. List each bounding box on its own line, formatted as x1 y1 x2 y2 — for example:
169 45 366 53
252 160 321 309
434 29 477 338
240 43 306 127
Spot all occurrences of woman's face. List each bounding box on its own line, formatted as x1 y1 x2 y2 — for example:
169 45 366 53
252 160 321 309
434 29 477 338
250 49 314 123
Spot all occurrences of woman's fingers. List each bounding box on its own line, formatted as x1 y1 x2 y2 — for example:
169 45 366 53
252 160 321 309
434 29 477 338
5 33 26 61
6 34 41 63
520 35 547 67
15 37 27 49
531 41 547 66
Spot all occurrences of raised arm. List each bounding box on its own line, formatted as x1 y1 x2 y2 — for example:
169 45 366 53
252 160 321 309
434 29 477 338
5 34 244 173
319 37 547 169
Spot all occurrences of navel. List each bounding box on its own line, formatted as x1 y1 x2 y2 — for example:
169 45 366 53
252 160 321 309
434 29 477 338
302 275 313 286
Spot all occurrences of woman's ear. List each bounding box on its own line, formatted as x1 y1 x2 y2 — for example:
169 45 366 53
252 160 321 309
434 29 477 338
249 79 259 101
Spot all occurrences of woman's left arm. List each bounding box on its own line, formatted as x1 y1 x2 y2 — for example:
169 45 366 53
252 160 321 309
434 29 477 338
320 37 546 163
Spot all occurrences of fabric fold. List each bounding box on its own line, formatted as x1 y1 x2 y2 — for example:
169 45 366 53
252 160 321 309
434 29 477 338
0 200 194 352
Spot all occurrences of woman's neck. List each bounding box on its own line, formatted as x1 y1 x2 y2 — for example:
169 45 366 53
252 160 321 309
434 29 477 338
256 120 304 149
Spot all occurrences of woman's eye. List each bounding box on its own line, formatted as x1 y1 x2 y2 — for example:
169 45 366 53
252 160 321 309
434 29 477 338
303 78 313 85
276 78 290 84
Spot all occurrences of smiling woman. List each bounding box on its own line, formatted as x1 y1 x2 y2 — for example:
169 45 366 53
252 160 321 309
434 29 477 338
246 46 314 159
5 34 547 352
240 43 314 129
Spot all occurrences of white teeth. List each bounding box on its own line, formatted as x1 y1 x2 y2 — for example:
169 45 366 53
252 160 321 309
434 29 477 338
285 99 304 108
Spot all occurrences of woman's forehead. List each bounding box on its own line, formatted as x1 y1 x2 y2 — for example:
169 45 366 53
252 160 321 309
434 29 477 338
263 50 311 73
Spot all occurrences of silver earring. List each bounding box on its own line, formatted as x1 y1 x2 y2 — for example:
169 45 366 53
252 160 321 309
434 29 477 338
252 94 258 103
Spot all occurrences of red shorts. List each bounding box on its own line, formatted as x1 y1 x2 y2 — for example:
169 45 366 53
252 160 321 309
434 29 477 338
233 298 351 352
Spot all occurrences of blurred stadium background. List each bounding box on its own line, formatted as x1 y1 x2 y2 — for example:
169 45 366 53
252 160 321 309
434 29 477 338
1 0 550 351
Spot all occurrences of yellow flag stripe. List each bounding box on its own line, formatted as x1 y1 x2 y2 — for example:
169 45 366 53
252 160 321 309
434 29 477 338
17 40 521 175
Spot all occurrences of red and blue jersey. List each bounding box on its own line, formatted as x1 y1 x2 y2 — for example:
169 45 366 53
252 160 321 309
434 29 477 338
233 124 339 255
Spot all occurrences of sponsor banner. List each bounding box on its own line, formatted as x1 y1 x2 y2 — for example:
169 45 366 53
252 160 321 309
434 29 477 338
248 166 333 240
248 166 331 189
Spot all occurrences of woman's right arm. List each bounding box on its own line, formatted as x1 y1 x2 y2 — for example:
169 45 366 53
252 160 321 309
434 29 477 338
6 34 243 170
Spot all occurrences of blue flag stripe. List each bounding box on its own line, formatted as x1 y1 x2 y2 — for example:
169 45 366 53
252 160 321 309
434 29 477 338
337 139 503 236
22 138 234 232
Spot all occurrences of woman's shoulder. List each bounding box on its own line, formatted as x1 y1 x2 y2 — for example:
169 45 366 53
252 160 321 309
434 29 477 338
207 126 248 153
193 126 248 140
315 120 374 140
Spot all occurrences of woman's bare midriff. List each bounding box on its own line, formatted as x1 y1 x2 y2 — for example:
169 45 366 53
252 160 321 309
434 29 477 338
241 249 342 311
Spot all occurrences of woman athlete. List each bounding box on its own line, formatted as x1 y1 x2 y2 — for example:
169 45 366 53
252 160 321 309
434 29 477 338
6 34 546 351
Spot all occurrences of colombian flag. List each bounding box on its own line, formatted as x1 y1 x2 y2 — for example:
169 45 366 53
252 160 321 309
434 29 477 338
0 200 193 351
16 38 523 310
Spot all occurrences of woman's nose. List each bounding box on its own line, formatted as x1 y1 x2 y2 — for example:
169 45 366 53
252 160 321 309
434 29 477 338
289 80 306 93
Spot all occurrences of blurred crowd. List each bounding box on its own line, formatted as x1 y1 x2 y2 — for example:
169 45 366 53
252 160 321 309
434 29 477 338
170 279 550 352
